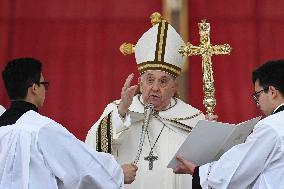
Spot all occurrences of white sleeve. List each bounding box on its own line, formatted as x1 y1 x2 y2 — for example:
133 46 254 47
112 105 131 138
38 124 124 189
85 103 131 148
200 124 279 189
199 162 214 189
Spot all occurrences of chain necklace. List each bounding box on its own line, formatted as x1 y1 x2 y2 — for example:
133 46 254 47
134 96 202 168
133 104 154 165
144 116 166 170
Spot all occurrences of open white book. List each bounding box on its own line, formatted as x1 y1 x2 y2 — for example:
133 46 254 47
167 116 261 168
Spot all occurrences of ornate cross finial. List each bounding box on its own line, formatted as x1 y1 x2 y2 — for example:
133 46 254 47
119 12 164 56
150 12 163 26
179 20 232 115
119 42 135 55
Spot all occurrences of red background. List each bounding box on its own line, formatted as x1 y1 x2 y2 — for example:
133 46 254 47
0 0 283 140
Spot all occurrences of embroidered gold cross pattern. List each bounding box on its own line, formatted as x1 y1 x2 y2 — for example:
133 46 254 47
144 153 158 170
179 20 232 115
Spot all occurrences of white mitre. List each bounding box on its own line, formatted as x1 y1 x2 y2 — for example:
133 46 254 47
120 12 186 78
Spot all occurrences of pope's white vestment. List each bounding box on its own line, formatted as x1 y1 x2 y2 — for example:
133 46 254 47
86 95 204 189
0 110 124 189
199 106 284 189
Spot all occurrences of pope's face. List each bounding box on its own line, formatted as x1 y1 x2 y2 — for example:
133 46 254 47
139 70 177 111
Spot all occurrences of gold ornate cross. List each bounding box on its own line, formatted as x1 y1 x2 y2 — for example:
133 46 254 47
179 20 232 115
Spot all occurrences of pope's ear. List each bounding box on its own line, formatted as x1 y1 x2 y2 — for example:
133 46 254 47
138 77 141 84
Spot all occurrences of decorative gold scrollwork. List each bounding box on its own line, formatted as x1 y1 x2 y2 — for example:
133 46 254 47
179 20 232 115
119 42 135 55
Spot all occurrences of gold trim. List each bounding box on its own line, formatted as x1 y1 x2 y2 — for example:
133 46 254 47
156 111 202 132
161 111 202 121
96 112 113 153
160 118 193 132
157 21 166 61
138 62 181 77
139 63 180 74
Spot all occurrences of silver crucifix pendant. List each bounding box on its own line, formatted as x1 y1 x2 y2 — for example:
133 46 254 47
144 154 158 170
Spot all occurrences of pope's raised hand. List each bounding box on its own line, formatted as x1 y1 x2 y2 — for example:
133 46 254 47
118 73 138 117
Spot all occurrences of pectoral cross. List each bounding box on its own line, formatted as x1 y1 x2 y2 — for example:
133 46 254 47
179 20 232 116
144 153 158 170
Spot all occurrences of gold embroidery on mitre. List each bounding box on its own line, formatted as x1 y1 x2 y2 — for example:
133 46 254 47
138 61 181 77
157 21 166 61
154 20 168 62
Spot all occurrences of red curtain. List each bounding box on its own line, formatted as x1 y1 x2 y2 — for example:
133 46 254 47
0 0 161 140
1 0 284 139
187 0 284 123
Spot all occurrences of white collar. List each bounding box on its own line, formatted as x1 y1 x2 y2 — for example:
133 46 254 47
138 94 177 111
273 103 284 113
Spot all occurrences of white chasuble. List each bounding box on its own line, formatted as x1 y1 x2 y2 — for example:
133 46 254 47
86 95 205 189
0 110 124 189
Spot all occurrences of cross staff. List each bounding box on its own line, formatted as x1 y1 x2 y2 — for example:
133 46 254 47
179 20 232 115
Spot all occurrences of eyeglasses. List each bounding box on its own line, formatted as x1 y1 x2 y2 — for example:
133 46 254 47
36 81 50 90
251 87 268 103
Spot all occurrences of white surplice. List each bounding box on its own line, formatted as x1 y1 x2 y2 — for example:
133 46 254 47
0 110 124 189
0 105 5 116
199 109 284 189
86 95 204 189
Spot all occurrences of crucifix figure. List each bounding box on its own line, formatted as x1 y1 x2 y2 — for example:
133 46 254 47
179 20 232 116
144 153 158 170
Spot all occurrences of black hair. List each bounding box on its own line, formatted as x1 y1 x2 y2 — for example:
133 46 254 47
2 57 42 100
252 59 284 96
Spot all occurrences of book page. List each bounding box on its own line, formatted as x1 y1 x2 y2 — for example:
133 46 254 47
167 120 234 168
215 116 261 159
167 117 261 168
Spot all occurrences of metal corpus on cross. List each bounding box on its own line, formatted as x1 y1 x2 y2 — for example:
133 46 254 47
179 20 232 116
